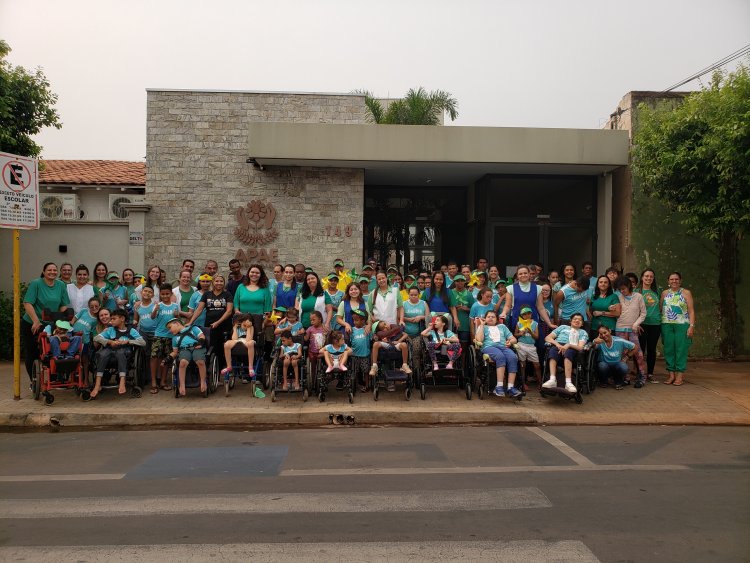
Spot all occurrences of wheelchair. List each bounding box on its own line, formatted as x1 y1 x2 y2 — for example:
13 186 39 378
311 351 356 404
416 336 469 401
169 328 219 398
31 310 89 405
539 342 595 404
268 336 310 402
88 339 147 399
213 326 267 398
469 343 523 401
372 342 414 401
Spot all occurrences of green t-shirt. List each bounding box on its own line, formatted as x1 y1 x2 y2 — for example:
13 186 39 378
23 278 70 324
234 284 272 315
299 294 319 328
451 288 475 332
637 288 661 325
590 293 620 331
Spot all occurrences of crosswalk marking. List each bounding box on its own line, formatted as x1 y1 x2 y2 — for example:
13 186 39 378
0 473 125 482
526 427 596 466
0 488 552 519
0 541 601 562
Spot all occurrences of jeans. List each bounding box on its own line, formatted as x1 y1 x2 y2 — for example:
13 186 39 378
50 335 82 358
95 346 132 376
597 361 628 385
638 324 661 375
483 345 518 373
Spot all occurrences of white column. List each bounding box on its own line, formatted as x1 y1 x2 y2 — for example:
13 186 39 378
122 203 152 274
596 173 612 272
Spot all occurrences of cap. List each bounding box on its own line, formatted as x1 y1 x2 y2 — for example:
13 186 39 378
453 274 466 282
198 274 213 281
404 274 416 280
166 318 184 326
327 272 339 280
520 306 533 315
106 272 119 280
55 320 72 331
496 278 507 285
273 306 288 313
334 259 344 267
352 309 367 318
357 276 370 283
371 320 380 332
362 264 374 271
304 267 314 274
386 266 398 273
472 269 487 277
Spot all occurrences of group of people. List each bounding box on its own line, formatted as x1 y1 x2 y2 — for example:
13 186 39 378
21 255 696 398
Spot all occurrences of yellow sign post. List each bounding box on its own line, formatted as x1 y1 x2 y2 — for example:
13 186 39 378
13 229 20 400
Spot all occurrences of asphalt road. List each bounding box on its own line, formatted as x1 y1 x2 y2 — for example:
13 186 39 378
0 426 748 562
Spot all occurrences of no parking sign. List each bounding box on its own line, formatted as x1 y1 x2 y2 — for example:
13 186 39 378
0 151 39 229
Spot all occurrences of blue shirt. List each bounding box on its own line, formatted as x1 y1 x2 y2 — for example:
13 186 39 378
100 326 142 342
559 284 589 320
426 329 456 342
481 324 513 350
73 310 97 342
188 291 206 327
469 301 494 320
103 284 127 311
350 326 371 357
516 320 538 345
597 336 635 363
154 302 180 338
323 343 348 356
171 326 204 349
551 325 589 346
281 342 301 356
136 302 157 335
402 299 427 336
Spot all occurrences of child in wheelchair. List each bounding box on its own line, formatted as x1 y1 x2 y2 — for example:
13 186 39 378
220 314 255 380
279 329 303 390
543 312 589 393
474 310 522 398
166 317 207 396
421 313 461 371
47 320 82 361
90 308 146 398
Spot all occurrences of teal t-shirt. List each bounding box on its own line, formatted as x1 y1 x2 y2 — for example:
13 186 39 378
481 324 513 350
154 302 180 338
451 289 475 332
598 336 635 363
350 326 371 357
324 290 345 329
171 326 203 349
136 302 157 335
402 299 427 336
516 320 538 345
469 301 494 320
559 284 589 320
72 309 97 342
235 284 272 315
23 278 70 324
188 290 206 327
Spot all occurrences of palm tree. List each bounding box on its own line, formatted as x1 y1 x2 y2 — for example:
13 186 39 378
357 87 458 125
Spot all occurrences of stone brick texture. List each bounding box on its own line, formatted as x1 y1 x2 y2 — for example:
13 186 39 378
145 91 368 279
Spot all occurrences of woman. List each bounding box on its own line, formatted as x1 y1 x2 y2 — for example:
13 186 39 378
500 264 555 332
661 272 695 386
22 263 71 379
421 271 457 330
189 274 234 353
368 271 404 326
59 263 74 285
235 264 273 336
547 270 560 293
67 264 95 316
590 275 621 338
273 264 298 310
592 325 634 390
297 271 326 329
487 265 502 290
553 263 576 293
336 282 370 335
135 265 161 300
172 270 196 320
636 268 661 382
121 268 137 303
615 277 647 387
403 285 430 363
91 261 109 306
554 276 590 326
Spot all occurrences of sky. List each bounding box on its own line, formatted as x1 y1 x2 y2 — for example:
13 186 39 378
1 0 749 161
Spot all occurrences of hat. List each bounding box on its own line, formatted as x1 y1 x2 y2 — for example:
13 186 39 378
520 306 533 315
386 266 398 273
273 306 288 313
453 274 466 282
358 276 370 283
304 267 314 274
327 272 339 280
166 318 184 326
106 272 119 280
334 259 345 267
198 274 213 281
55 319 72 331
495 278 507 285
352 309 367 318
371 320 380 332
405 274 416 281
362 264 374 271
472 269 487 277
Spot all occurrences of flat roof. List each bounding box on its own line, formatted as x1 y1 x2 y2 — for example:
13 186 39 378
248 123 629 186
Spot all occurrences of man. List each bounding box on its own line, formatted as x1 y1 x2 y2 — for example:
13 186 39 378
535 262 544 281
171 259 195 287
361 263 377 292
445 261 459 286
581 261 595 299
332 259 352 289
476 257 488 273
408 263 421 277
294 264 306 286
226 259 245 297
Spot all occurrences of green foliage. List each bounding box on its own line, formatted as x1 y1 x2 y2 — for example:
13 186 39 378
0 39 62 158
632 66 750 240
357 87 458 125
0 282 28 360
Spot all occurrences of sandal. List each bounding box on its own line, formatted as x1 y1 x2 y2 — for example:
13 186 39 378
673 378 684 386
664 376 676 385
150 387 159 394
161 384 173 391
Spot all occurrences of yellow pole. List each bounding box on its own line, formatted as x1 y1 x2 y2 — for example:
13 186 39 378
13 229 21 400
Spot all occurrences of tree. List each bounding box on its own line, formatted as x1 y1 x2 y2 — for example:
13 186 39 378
358 87 458 125
631 66 750 359
0 40 62 158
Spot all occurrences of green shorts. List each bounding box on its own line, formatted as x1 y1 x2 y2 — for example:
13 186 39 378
178 347 206 362
151 337 173 359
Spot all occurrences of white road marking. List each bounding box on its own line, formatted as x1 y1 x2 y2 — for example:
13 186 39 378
0 488 552 518
526 426 596 466
0 541 601 562
0 473 125 482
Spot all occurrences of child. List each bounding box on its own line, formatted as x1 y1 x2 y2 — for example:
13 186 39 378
280 329 302 390
91 309 146 398
323 330 351 373
349 309 372 392
165 317 207 396
369 320 412 391
276 307 304 345
543 312 589 393
102 271 128 311
324 273 345 330
221 314 256 379
150 283 180 392
514 306 541 383
48 319 82 360
475 310 522 398
133 286 157 392
304 310 328 364
421 313 461 371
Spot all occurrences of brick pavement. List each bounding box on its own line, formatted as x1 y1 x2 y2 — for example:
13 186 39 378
0 360 748 429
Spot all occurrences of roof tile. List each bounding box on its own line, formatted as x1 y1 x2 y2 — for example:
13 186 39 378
40 160 145 186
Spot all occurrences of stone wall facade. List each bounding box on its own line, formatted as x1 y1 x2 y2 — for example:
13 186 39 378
145 90 368 279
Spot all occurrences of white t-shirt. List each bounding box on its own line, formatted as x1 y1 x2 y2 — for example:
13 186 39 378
67 283 95 315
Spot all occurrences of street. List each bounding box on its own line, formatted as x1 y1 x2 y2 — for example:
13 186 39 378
0 426 748 562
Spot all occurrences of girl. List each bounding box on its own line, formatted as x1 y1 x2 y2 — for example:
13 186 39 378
660 272 695 386
553 263 576 293
304 310 328 365
636 268 661 382
474 310 521 398
277 307 305 343
297 272 326 329
190 274 234 350
135 265 161 300
615 277 647 387
547 271 560 293
93 308 112 347
323 330 351 373
172 269 196 319
488 265 502 290
324 273 345 330
221 315 256 379
544 312 588 393
421 314 461 371
91 262 109 306
121 268 137 303
187 275 213 328
279 329 302 390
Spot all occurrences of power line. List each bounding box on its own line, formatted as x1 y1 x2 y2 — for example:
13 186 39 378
662 43 750 92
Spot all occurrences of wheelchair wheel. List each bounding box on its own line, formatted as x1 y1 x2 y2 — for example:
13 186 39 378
373 386 379 401
209 353 220 394
302 387 309 402
44 393 54 405
405 387 411 401
465 381 472 401
133 348 147 389
306 358 316 395
32 360 42 400
420 382 426 400
131 386 142 399
271 388 277 402
267 357 277 390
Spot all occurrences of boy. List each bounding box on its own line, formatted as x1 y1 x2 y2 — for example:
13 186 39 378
150 283 180 391
514 306 541 383
276 307 304 344
369 320 412 391
166 318 207 396
350 309 372 391
279 329 302 391
91 309 145 398
102 271 128 311
48 319 82 360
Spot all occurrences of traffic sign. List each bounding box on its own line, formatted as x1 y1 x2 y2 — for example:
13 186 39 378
0 151 39 229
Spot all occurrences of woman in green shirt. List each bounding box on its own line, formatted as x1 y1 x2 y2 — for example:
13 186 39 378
589 275 621 338
234 264 273 359
636 268 661 381
296 272 326 329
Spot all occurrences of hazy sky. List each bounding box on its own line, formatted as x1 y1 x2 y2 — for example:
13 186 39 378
2 0 748 161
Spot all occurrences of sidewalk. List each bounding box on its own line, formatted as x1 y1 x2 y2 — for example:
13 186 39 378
1 360 748 429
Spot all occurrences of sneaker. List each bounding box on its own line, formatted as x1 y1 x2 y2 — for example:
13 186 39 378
387 382 396 392
507 387 523 399
564 382 577 393
248 369 256 377
634 380 644 389
220 367 232 377
446 361 453 370
339 365 347 371
647 374 657 383
433 363 439 372
542 378 557 389
369 363 378 376
326 366 334 373
493 385 505 397
400 364 412 374
615 384 624 390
